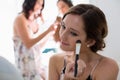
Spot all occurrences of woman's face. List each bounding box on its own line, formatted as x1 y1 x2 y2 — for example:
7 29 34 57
57 1 70 15
59 14 87 51
34 0 43 16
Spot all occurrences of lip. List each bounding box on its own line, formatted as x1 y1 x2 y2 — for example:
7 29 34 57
61 41 69 46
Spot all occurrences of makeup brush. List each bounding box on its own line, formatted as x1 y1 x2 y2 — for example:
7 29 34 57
74 40 81 77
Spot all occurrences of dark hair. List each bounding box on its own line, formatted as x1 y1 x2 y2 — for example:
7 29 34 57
57 0 73 7
22 0 45 19
63 4 108 52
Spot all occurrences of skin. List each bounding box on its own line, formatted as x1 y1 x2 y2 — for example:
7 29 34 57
52 0 73 42
57 0 71 15
49 14 119 80
13 0 54 49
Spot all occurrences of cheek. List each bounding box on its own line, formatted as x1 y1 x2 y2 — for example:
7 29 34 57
59 27 63 38
61 8 67 13
69 40 76 51
34 3 42 11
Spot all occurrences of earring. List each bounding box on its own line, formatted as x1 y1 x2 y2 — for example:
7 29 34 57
87 45 90 47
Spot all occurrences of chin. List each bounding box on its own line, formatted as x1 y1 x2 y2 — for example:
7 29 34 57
60 45 73 51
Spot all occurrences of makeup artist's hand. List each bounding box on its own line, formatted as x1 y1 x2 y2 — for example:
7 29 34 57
38 12 44 23
64 59 86 79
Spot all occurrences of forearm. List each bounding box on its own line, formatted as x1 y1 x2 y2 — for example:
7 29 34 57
24 29 51 49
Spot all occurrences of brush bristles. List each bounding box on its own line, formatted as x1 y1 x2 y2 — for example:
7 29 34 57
75 40 81 54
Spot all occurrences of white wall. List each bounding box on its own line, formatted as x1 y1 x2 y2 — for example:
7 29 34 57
0 0 17 64
89 0 120 79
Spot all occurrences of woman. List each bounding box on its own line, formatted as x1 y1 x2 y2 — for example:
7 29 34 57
47 0 73 54
49 4 119 80
53 0 73 42
13 0 54 80
57 0 73 15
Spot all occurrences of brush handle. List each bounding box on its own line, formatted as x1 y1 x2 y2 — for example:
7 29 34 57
74 54 79 77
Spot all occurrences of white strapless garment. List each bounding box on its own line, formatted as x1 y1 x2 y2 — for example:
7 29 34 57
13 36 45 80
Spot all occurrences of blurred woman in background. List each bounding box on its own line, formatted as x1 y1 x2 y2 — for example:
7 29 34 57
13 0 54 80
50 0 73 53
53 0 73 42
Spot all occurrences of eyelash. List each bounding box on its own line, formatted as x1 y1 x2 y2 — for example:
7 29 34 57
61 23 78 37
61 24 66 29
70 32 78 36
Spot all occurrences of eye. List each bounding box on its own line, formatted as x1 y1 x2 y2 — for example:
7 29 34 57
61 24 66 29
61 22 66 29
70 32 78 36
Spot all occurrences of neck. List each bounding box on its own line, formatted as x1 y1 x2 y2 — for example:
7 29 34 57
29 15 35 21
80 51 101 64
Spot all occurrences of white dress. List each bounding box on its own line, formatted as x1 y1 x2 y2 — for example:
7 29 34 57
13 22 46 80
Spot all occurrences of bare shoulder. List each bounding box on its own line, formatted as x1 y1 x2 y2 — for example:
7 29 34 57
101 57 119 71
49 53 66 74
14 13 27 25
49 53 65 63
13 13 28 36
96 56 119 80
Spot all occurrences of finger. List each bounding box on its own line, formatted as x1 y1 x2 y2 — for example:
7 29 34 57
65 62 74 73
77 59 86 76
78 59 86 68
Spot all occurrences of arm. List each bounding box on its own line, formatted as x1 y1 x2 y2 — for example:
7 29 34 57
14 16 54 49
95 58 119 80
48 54 60 80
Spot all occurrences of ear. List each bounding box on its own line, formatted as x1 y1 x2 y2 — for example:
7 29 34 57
86 39 96 47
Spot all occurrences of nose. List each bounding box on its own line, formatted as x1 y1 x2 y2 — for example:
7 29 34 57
59 30 68 41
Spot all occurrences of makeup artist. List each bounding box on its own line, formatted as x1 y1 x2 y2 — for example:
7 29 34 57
13 0 54 80
48 4 119 80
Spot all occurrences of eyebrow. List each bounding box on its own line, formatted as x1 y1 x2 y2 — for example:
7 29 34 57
70 28 80 34
61 21 80 33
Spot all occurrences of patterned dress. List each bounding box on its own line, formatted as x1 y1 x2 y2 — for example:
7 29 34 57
13 36 45 80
